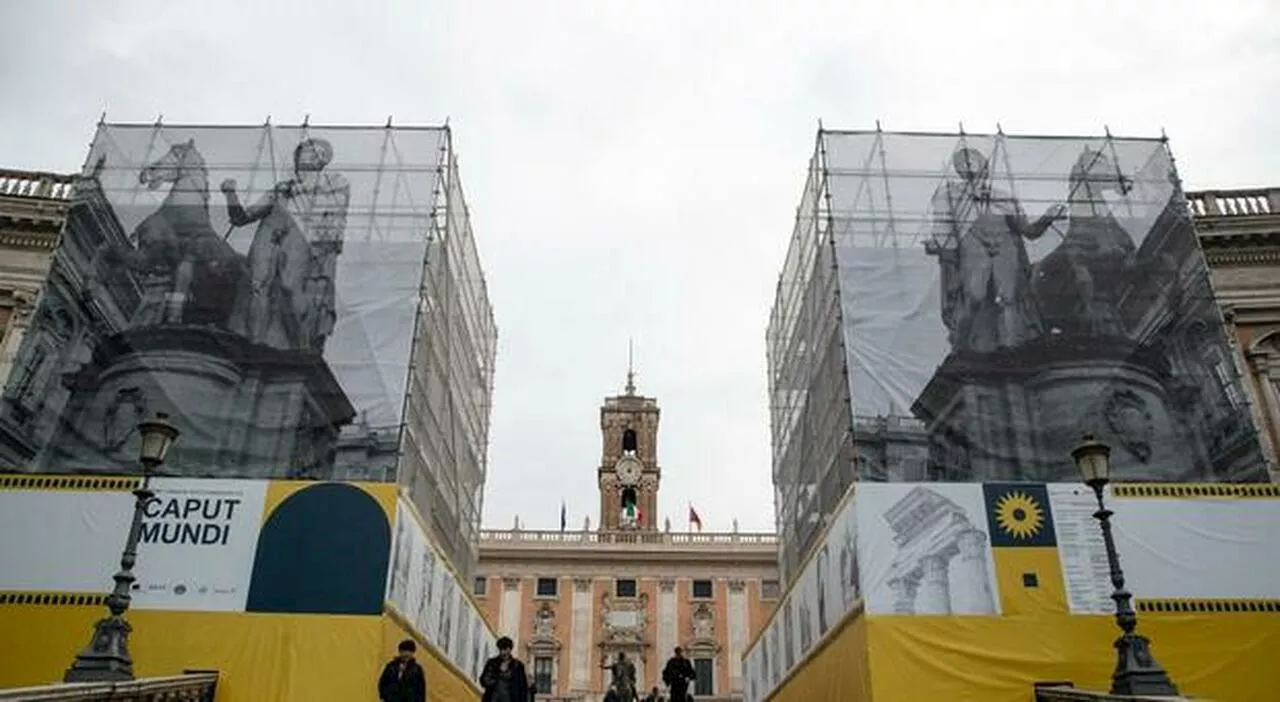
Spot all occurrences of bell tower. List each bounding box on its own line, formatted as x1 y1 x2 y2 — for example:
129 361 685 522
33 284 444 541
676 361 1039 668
598 349 660 531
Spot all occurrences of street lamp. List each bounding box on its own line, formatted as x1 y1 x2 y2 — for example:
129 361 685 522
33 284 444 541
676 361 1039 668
1071 433 1179 697
64 412 179 683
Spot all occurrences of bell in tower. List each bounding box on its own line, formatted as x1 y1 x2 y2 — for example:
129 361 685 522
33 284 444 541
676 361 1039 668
598 345 660 531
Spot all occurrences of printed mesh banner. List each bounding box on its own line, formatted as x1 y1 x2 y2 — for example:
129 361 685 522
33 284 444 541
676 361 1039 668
0 476 491 683
823 131 1266 485
0 476 394 615
387 498 494 682
0 477 267 611
0 123 446 481
743 481 1280 702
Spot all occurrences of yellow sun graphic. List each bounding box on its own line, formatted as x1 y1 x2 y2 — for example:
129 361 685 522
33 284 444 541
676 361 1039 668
995 492 1044 540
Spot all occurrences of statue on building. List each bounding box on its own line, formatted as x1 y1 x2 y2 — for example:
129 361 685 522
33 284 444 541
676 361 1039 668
220 137 350 353
1031 146 1138 338
924 145 1065 353
87 139 247 329
602 651 638 701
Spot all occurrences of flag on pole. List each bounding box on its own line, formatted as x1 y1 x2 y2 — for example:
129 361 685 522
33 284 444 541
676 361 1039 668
560 500 567 532
689 504 703 532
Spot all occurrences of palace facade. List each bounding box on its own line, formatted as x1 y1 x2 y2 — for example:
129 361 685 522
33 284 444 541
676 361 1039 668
475 379 780 701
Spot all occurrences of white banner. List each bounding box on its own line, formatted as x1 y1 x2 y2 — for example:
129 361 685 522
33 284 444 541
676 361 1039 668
0 478 267 611
745 481 1280 702
386 497 494 679
1050 484 1280 613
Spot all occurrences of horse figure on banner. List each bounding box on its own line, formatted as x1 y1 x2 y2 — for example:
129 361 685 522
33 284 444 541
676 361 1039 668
1032 146 1137 338
90 139 247 328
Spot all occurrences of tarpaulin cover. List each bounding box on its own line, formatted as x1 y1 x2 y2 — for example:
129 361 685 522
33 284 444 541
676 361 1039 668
0 123 449 482
766 128 1268 580
745 481 1280 701
0 476 492 700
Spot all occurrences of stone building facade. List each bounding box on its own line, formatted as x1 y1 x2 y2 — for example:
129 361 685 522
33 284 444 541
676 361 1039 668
1186 186 1280 479
0 169 72 386
476 382 780 701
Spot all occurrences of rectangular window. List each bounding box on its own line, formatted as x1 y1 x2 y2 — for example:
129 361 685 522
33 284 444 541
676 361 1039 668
761 580 781 599
473 577 487 596
615 578 637 598
691 579 714 599
693 657 714 695
534 656 553 693
536 577 558 598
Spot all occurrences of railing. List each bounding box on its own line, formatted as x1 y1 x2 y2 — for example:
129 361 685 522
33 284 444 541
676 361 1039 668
481 529 777 546
1034 685 1197 702
0 169 74 201
852 413 926 432
534 695 739 702
0 672 218 702
1185 187 1278 218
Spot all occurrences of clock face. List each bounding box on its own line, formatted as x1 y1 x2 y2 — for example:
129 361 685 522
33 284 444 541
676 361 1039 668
616 456 642 485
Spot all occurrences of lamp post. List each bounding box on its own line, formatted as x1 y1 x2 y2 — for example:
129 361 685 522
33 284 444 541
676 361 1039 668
1071 433 1179 697
64 412 179 683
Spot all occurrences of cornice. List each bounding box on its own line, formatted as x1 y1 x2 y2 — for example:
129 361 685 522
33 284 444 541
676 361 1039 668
475 562 779 580
1204 247 1280 266
1197 225 1280 249
0 230 60 251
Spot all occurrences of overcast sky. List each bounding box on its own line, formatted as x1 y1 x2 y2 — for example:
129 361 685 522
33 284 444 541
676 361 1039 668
1 0 1277 533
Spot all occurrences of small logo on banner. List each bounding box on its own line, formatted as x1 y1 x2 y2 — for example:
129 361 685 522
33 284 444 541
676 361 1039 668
983 483 1056 548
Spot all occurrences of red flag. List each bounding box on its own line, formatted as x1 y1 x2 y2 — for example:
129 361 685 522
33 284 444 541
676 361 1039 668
688 505 703 532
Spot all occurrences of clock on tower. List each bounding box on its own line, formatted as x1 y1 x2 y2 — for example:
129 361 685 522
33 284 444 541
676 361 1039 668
598 365 660 531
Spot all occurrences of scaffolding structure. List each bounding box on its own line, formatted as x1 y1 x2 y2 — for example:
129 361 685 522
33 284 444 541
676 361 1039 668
766 125 1267 584
0 121 497 580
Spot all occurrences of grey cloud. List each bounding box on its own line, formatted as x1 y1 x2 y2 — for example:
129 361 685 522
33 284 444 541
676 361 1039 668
1 0 1276 533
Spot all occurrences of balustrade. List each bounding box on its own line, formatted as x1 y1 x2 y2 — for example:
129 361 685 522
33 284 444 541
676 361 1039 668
1033 684 1192 702
480 529 777 547
1185 187 1279 218
0 169 74 201
0 672 217 702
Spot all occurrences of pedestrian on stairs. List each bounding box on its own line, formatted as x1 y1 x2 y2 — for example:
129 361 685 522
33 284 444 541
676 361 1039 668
378 639 427 702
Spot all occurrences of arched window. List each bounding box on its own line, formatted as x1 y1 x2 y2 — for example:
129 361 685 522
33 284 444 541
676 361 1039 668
621 428 637 454
621 487 637 512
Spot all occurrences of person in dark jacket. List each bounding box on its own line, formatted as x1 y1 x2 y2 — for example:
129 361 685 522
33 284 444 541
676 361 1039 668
661 647 696 702
378 639 427 702
480 636 530 702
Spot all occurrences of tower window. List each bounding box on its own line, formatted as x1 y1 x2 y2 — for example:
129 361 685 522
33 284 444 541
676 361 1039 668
622 428 637 454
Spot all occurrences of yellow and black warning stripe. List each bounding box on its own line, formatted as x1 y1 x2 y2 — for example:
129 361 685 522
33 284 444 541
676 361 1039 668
1113 484 1280 499
0 474 140 492
1136 598 1280 614
0 591 109 607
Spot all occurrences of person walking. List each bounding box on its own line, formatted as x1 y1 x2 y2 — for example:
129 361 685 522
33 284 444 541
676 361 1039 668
480 636 530 702
378 639 427 702
661 647 696 702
